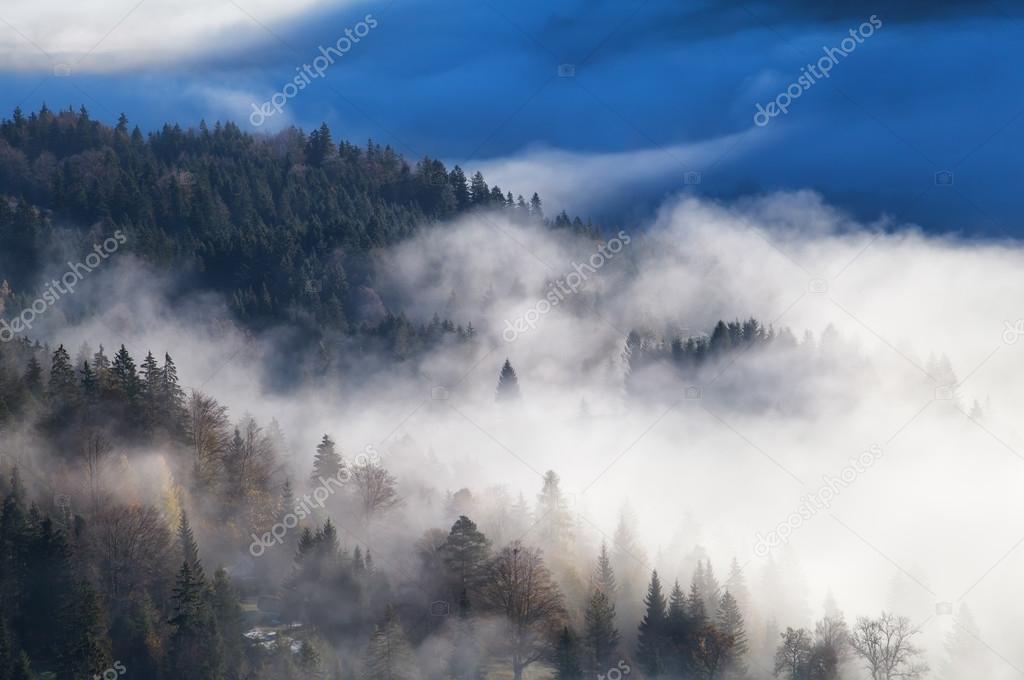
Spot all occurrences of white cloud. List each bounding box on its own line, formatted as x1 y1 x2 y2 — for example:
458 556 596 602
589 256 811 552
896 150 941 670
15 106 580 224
470 127 769 216
0 0 339 72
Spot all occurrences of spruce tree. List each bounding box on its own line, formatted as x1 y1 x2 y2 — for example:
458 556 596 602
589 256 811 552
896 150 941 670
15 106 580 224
311 434 343 481
495 359 521 402
47 344 77 411
636 570 667 677
583 588 620 675
177 509 205 581
716 590 748 680
593 541 617 597
553 626 583 680
666 580 690 676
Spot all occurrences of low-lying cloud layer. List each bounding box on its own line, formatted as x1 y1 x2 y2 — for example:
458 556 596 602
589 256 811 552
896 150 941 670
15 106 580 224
22 190 1024 676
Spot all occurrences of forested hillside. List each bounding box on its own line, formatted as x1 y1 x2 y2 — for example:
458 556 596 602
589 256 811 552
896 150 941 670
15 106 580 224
0 106 598 335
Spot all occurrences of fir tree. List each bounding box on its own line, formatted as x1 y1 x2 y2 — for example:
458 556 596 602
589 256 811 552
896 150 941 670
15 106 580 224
716 590 748 680
553 627 583 680
583 588 620 675
636 570 667 677
594 541 617 597
495 359 521 402
311 434 343 481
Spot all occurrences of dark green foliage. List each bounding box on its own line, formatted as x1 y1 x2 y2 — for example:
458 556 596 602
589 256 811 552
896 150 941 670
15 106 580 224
0 107 599 343
553 626 583 680
636 570 667 677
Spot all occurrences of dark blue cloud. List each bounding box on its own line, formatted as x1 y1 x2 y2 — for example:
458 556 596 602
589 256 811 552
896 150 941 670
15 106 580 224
0 0 1020 235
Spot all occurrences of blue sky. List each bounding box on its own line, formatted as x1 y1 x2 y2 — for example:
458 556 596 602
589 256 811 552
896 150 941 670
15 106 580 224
1 0 1022 234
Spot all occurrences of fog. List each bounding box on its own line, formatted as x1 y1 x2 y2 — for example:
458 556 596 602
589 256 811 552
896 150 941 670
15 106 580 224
12 189 1024 677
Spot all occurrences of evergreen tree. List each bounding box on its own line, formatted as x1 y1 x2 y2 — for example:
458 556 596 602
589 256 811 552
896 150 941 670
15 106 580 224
583 588 620 675
636 570 667 677
665 580 691 676
211 568 245 675
496 359 521 402
57 580 112 680
47 344 77 411
22 357 42 400
593 542 617 597
167 560 224 680
112 344 140 401
553 626 583 680
364 605 419 680
535 470 572 549
442 515 491 600
311 434 343 481
716 590 748 680
177 509 205 580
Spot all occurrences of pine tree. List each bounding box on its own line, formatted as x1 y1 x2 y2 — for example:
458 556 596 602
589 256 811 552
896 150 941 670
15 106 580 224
553 626 583 680
636 570 667 677
716 590 748 679
496 359 521 402
583 588 620 674
364 606 419 680
666 580 690 675
311 434 343 481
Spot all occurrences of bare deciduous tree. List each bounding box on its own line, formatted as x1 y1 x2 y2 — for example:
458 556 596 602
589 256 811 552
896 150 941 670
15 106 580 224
478 541 565 680
187 391 230 489
350 459 401 522
89 504 174 602
850 612 927 680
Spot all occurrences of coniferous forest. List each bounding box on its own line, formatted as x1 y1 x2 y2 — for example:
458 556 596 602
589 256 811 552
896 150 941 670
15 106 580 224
0 106 1013 680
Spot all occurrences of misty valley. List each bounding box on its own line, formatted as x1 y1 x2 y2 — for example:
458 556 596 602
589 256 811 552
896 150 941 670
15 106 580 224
0 107 1018 680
